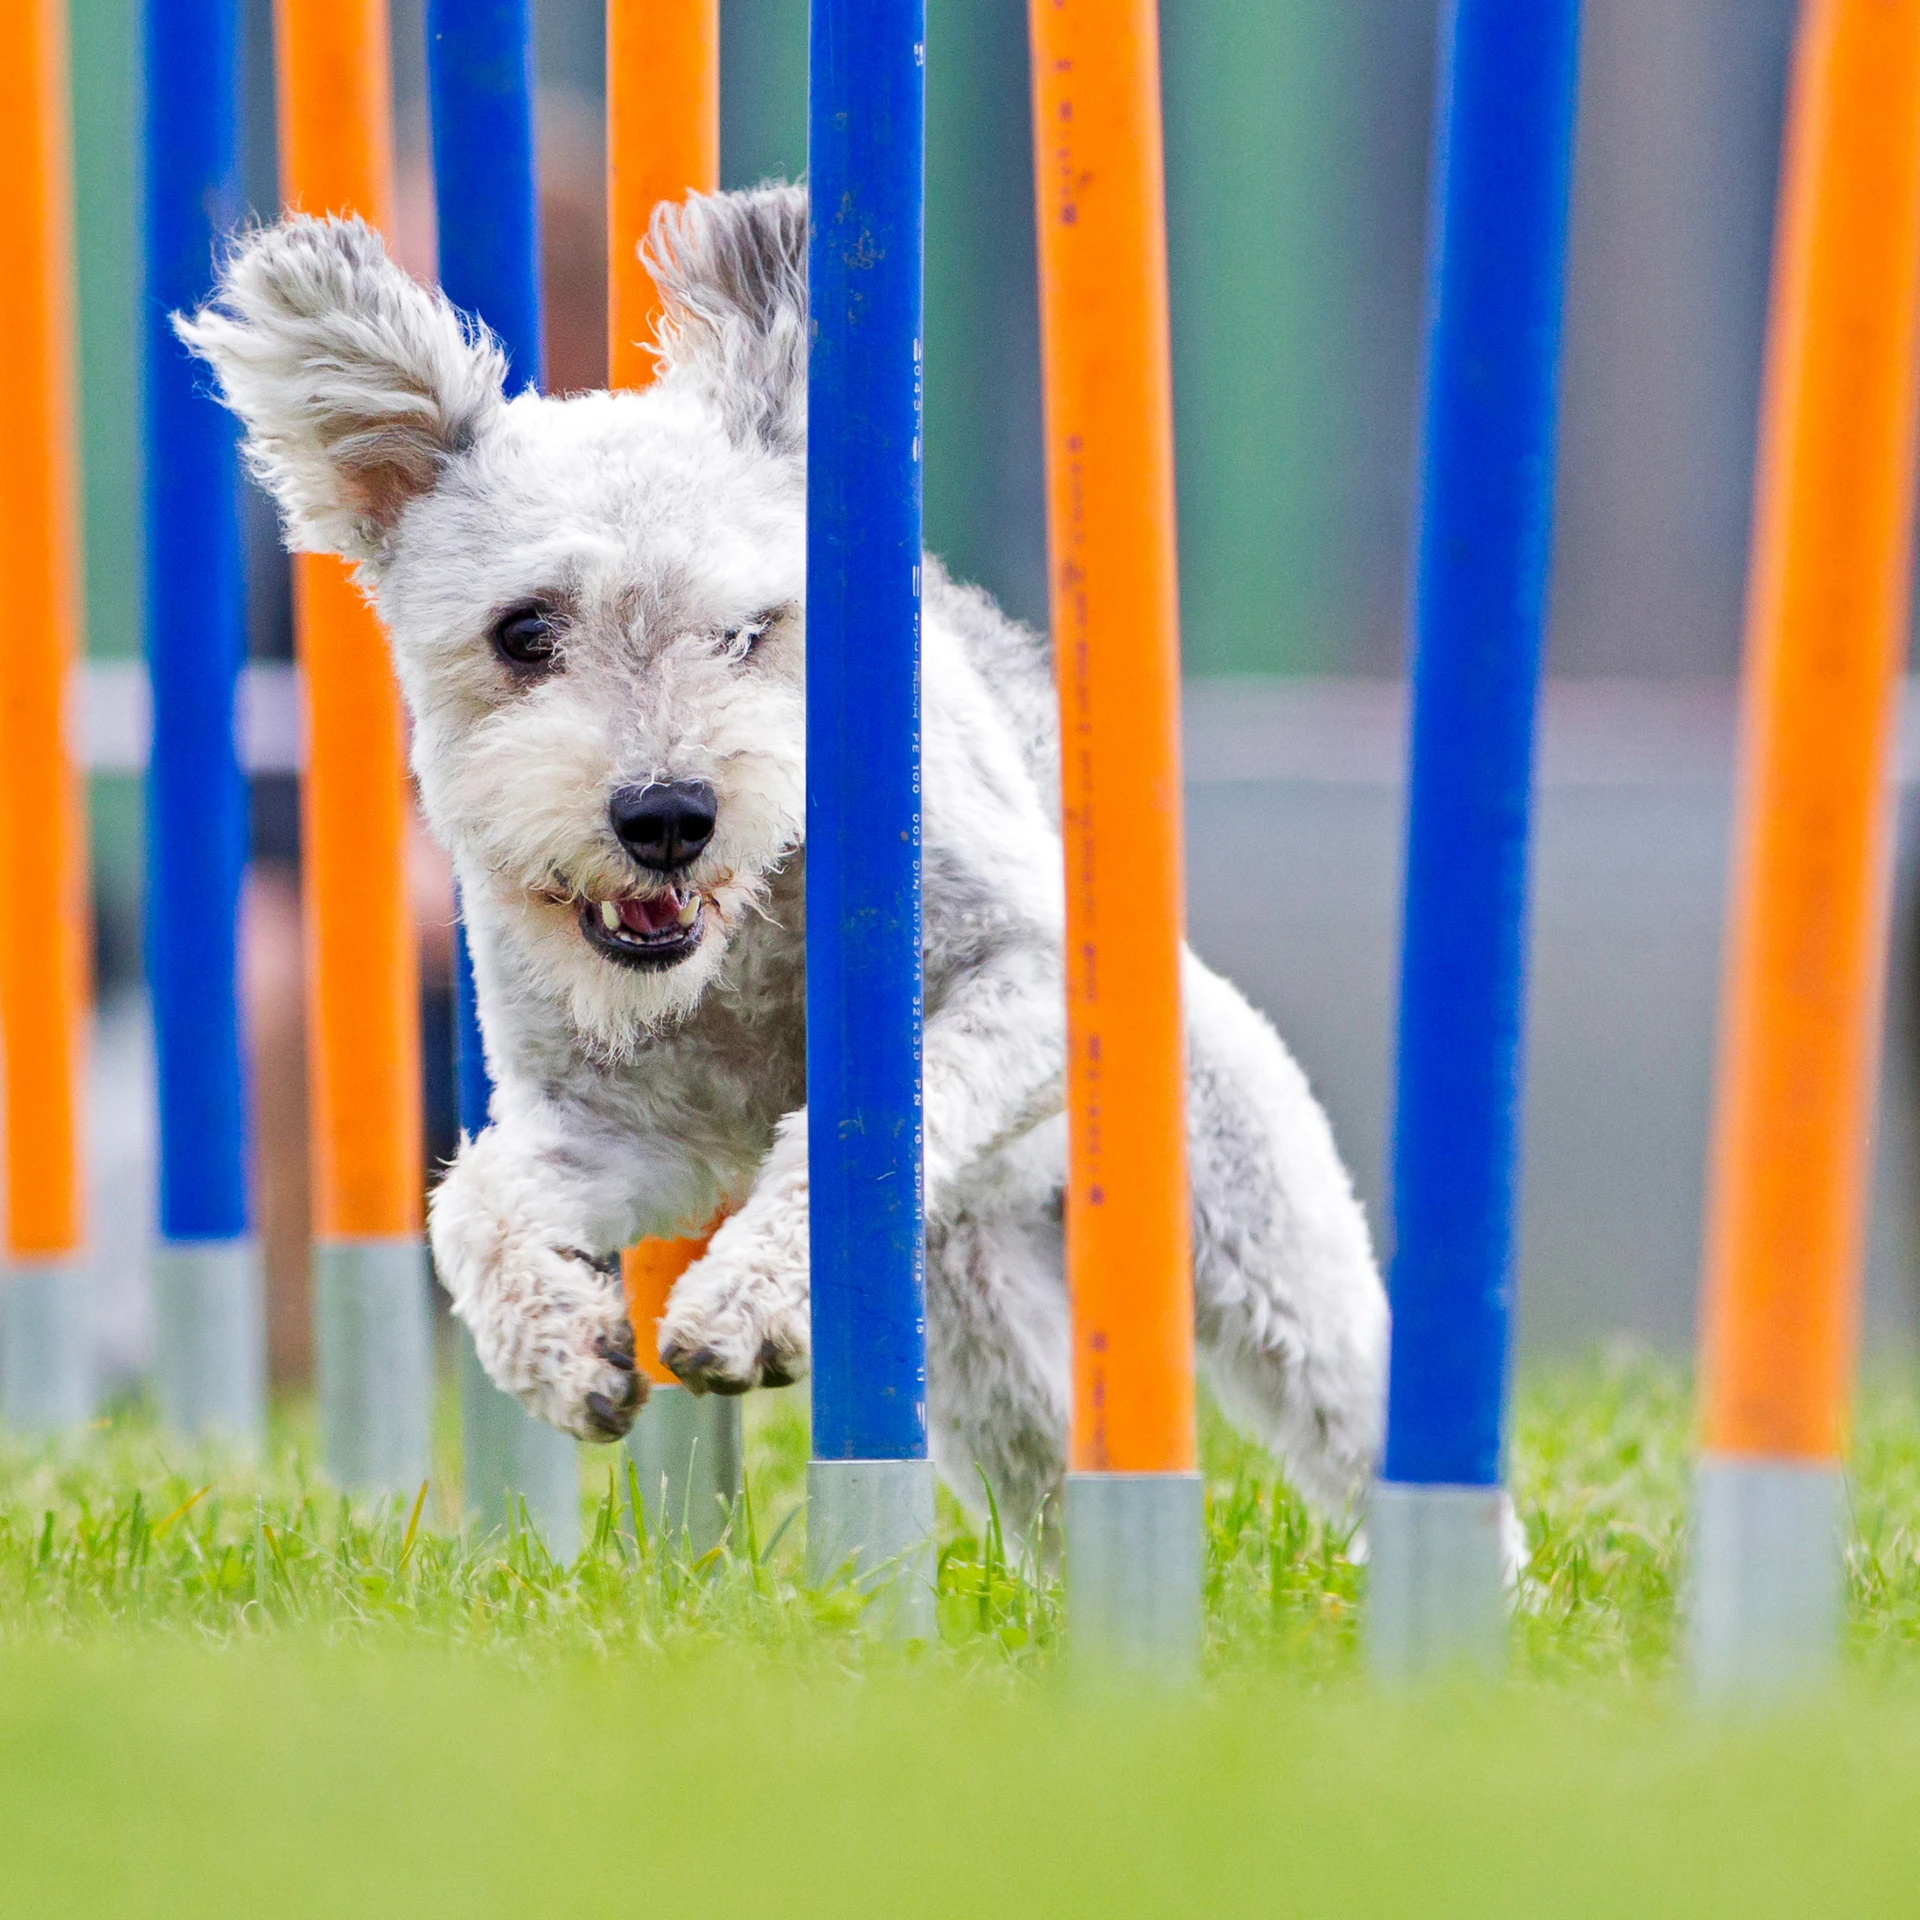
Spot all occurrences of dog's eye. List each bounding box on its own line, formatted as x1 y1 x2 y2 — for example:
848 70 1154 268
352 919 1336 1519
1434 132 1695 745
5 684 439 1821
492 602 562 670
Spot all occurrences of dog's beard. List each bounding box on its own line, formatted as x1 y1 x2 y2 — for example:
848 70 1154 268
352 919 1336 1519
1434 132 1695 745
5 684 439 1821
497 867 765 1062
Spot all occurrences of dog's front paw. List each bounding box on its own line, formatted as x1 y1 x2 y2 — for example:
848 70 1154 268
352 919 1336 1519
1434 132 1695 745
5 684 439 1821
656 1231 809 1397
432 1127 651 1443
464 1242 647 1443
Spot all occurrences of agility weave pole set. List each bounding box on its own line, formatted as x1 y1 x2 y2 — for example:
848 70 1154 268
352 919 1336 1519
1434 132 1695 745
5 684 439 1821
799 0 937 1633
798 0 1204 1657
1368 0 1583 1677
1374 0 1920 1687
1692 0 1920 1693
604 0 748 1561
2 0 1917 1685
0 0 90 1431
141 0 760 1545
425 0 583 1556
274 0 438 1497
144 0 267 1449
1031 0 1203 1669
429 0 738 1558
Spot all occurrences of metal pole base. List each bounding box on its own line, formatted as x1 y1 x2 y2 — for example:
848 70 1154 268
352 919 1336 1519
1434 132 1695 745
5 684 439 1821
1691 1454 1843 1698
459 1328 579 1559
1065 1471 1204 1683
153 1238 265 1446
627 1382 742 1557
1 1260 92 1433
1367 1480 1510 1681
314 1237 432 1496
806 1456 937 1639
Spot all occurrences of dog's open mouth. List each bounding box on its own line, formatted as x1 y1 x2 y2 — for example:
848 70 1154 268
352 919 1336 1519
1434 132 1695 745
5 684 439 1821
578 887 706 970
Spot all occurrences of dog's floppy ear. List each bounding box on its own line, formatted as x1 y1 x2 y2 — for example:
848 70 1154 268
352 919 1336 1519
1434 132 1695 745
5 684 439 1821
644 184 809 456
176 213 508 565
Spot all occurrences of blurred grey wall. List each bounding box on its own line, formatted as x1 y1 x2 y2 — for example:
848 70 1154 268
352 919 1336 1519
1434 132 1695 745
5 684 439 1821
1553 0 1798 675
1183 683 1920 1356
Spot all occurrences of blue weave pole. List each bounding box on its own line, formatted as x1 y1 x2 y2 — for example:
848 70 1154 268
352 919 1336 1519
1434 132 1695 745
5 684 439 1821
143 0 262 1442
426 0 579 1556
426 0 542 386
451 915 491 1144
803 0 933 1629
1369 0 1581 1677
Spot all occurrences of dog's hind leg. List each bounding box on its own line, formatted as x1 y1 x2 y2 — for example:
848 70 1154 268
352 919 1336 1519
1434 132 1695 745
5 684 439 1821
924 1124 1073 1559
919 960 1386 1545
1181 953 1389 1521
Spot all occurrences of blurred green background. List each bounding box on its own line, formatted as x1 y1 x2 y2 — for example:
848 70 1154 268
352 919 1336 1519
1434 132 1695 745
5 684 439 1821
15 1642 1920 1918
70 0 1805 694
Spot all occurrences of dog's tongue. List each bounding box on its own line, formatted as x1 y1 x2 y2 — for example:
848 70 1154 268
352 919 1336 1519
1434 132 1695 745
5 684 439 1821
619 894 683 936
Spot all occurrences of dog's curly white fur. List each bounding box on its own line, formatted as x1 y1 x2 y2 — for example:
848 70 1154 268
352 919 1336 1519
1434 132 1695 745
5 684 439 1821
180 187 1389 1531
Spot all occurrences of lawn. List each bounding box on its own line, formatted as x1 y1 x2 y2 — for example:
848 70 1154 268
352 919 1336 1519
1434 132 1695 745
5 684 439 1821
7 1352 1920 1914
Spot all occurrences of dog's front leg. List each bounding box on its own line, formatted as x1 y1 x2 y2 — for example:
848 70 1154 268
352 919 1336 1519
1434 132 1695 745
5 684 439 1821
653 1110 811 1393
430 1103 654 1442
658 943 1064 1395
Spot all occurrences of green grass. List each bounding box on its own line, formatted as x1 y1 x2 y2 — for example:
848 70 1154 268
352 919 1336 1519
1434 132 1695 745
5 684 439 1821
8 1352 1920 1913
8 1352 1920 1674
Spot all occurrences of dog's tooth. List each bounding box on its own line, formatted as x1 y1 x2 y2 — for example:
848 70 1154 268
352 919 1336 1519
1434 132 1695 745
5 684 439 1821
599 900 621 932
676 892 699 928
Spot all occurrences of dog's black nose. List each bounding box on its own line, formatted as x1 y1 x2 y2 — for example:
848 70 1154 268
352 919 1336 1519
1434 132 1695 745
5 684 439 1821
609 780 717 871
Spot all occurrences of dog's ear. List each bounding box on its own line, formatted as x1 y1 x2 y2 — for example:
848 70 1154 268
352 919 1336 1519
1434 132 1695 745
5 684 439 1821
176 213 508 565
644 185 809 456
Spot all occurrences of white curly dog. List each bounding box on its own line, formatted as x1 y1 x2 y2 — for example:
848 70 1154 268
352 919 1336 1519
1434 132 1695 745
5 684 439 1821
181 184 1387 1541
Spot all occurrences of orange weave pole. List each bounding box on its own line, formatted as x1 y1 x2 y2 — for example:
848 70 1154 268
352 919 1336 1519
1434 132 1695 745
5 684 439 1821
1030 0 1195 1475
276 0 423 1239
610 0 722 1360
1698 0 1920 1463
607 0 719 390
621 1227 714 1385
0 0 86 1261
